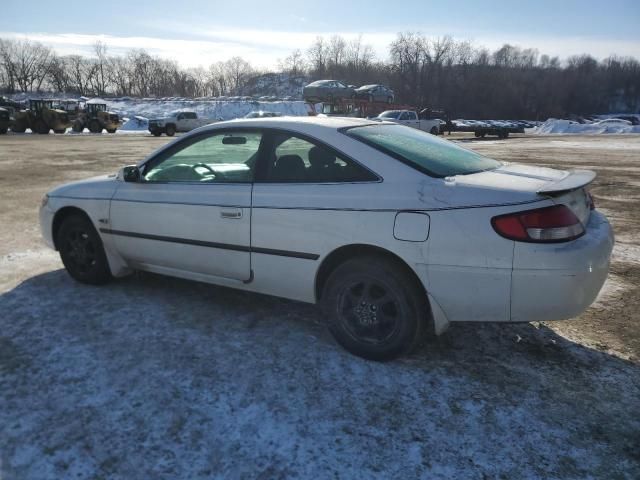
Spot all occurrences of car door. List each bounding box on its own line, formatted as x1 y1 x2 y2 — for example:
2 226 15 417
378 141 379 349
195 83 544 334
373 86 383 102
107 129 263 282
250 129 380 301
400 111 420 129
184 112 197 131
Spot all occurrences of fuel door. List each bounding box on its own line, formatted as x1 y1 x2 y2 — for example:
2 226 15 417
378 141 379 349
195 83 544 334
393 212 430 242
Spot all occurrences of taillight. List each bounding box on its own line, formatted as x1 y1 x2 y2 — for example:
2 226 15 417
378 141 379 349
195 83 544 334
491 205 585 243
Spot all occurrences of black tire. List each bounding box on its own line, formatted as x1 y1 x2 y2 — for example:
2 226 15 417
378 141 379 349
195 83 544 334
321 256 427 361
430 127 439 135
106 128 117 134
151 130 162 137
34 119 49 134
57 214 112 285
72 122 84 133
53 129 66 134
474 131 481 138
89 120 102 134
0 127 7 134
11 123 26 133
165 124 176 136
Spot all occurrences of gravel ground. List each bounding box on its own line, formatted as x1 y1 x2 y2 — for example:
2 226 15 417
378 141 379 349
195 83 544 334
1 132 639 479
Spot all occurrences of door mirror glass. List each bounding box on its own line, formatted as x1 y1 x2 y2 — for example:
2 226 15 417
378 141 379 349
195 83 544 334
122 165 140 182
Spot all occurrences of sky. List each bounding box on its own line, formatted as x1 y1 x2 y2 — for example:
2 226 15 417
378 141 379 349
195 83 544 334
1 0 639 68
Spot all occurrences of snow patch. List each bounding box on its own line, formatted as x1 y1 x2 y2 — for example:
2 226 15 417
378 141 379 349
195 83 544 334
533 119 640 135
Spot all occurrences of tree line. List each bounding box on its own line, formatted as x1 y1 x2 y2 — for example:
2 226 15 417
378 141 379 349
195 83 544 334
1 34 638 119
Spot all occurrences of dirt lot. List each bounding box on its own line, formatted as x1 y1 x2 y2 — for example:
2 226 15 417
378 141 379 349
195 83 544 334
1 132 639 479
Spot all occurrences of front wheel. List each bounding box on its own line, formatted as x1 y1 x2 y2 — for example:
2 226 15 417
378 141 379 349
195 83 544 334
430 127 439 135
0 127 7 134
322 256 426 361
106 128 117 134
57 215 112 285
165 124 176 136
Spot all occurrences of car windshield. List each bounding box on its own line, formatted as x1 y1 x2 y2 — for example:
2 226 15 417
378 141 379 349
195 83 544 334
344 124 501 178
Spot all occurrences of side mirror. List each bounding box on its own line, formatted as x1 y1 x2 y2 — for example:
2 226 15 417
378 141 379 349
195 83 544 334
122 165 141 182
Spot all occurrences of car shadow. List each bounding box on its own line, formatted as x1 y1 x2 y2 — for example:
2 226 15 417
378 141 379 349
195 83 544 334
1 269 639 478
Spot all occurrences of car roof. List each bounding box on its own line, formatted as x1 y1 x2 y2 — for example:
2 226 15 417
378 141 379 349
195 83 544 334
198 116 376 132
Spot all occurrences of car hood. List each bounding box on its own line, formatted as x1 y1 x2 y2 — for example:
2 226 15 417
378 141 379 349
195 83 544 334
48 174 117 199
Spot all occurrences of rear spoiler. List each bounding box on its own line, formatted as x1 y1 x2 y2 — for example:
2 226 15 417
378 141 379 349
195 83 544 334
537 169 596 194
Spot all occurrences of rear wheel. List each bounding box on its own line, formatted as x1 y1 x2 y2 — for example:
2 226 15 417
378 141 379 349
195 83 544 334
53 129 66 134
0 127 7 134
151 130 162 137
430 126 439 135
72 121 84 133
57 214 112 285
89 120 102 134
106 128 117 134
34 119 49 134
165 124 176 136
322 256 427 361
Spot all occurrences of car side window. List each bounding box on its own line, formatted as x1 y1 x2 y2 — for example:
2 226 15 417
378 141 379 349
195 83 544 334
263 133 378 183
143 131 262 183
399 112 409 120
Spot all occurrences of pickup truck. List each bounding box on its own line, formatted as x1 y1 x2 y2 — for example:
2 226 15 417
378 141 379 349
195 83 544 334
376 110 441 134
148 111 211 136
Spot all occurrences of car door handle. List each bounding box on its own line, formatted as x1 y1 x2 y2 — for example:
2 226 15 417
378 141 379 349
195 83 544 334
220 209 243 219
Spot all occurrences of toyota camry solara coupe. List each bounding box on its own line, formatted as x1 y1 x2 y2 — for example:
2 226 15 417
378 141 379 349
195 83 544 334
40 117 614 360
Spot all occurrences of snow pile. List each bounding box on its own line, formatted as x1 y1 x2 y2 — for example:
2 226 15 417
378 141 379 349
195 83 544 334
533 118 640 135
119 116 149 131
105 98 309 123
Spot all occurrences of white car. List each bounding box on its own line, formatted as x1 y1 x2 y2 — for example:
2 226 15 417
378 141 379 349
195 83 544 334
40 117 613 360
148 111 211 136
376 110 441 135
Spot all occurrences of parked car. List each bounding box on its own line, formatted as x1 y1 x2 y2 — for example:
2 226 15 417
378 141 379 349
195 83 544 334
355 84 395 103
303 80 355 103
148 111 211 136
593 118 632 126
40 117 613 361
376 110 441 134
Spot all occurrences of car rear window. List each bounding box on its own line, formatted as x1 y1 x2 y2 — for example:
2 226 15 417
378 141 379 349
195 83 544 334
344 124 501 178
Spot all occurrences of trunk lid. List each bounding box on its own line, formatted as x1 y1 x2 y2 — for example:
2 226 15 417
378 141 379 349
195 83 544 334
450 164 595 224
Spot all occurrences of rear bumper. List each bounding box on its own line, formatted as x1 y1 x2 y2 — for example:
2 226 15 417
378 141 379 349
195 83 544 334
510 211 614 322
